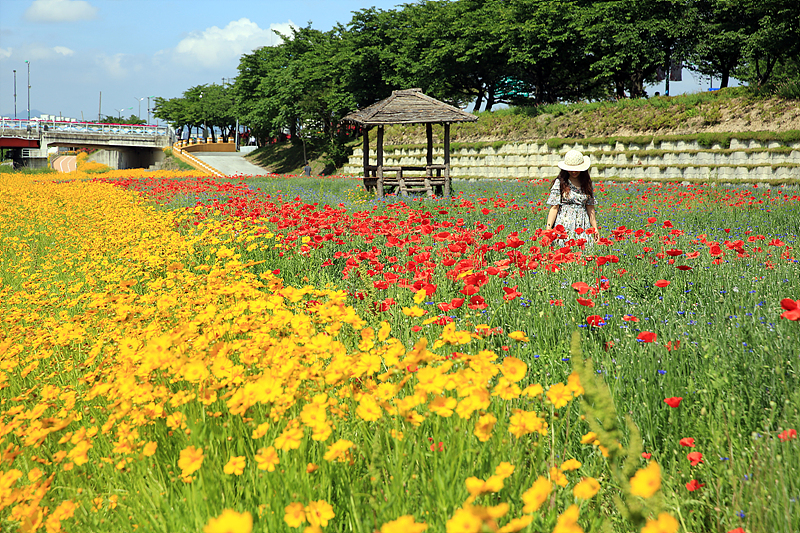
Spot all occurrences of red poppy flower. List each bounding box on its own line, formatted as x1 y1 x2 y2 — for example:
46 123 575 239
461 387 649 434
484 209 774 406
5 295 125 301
686 479 705 491
467 295 487 310
676 265 693 271
460 284 479 296
664 397 683 408
623 314 640 322
665 340 681 352
654 279 670 288
550 299 564 306
778 428 797 441
637 331 657 343
577 297 595 308
647 217 657 224
728 528 746 533
780 298 800 321
586 315 605 327
665 249 684 257
687 451 703 466
641 452 652 459
571 281 590 294
450 298 465 309
502 285 522 301
679 437 695 448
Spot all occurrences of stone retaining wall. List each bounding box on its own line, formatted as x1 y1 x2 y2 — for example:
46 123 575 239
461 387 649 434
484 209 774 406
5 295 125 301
343 138 800 181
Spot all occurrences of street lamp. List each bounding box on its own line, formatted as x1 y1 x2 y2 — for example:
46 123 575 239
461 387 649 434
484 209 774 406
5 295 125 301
114 108 125 120
146 95 155 125
134 97 144 121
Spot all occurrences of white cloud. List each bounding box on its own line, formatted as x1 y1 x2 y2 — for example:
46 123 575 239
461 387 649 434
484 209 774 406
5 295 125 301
96 53 128 79
24 0 98 23
0 48 12 60
53 46 74 56
171 18 297 70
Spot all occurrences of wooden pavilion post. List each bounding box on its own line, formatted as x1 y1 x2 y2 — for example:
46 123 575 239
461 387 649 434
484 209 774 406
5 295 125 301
425 123 433 197
362 126 370 184
376 125 385 198
443 123 451 197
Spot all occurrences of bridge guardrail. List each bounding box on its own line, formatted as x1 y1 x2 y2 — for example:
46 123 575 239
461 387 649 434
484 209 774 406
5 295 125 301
172 142 224 177
1 118 169 137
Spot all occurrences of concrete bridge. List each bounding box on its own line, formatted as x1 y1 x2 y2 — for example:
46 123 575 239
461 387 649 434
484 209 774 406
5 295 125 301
0 118 174 170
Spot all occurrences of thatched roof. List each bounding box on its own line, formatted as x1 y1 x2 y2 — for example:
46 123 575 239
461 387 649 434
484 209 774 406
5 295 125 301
343 88 478 126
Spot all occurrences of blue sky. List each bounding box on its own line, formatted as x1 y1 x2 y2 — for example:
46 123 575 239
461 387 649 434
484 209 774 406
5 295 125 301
0 0 735 123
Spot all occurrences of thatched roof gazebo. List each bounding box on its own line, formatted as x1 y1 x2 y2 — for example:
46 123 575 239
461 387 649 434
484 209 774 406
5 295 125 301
342 88 478 198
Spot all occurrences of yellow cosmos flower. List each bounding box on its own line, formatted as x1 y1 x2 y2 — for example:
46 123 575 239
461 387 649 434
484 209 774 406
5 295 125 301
560 459 582 471
305 500 335 528
521 476 551 513
546 382 572 408
380 515 428 533
500 356 527 382
580 431 599 445
178 446 204 481
549 466 568 487
446 507 482 533
497 515 533 533
494 462 515 479
573 477 601 499
356 395 382 421
223 456 246 476
204 509 253 533
473 413 497 442
402 306 427 318
323 439 354 462
251 421 270 439
641 513 679 533
274 425 304 451
284 502 306 528
254 447 279 472
508 331 529 342
566 371 585 396
553 504 582 533
142 441 157 457
508 409 547 438
429 396 457 417
630 461 661 498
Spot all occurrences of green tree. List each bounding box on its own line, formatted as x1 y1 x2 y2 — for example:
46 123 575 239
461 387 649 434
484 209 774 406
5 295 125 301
686 0 746 89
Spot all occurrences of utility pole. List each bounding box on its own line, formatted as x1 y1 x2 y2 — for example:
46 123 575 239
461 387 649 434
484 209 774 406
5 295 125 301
13 70 17 120
98 91 102 122
25 60 30 121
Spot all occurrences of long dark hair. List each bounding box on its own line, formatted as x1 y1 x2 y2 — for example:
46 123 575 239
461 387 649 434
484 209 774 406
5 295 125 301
554 169 594 199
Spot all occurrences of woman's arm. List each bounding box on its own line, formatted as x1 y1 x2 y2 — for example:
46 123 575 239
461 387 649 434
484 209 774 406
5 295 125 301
545 205 559 230
586 204 599 240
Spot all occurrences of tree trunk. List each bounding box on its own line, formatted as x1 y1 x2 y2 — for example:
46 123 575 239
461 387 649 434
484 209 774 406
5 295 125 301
485 84 496 112
629 69 645 98
720 66 730 88
474 90 484 113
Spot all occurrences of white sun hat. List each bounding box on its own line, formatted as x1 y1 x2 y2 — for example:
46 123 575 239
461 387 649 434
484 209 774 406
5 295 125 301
558 149 591 171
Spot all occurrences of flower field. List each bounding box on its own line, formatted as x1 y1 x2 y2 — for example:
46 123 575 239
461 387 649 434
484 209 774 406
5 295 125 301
1 170 798 533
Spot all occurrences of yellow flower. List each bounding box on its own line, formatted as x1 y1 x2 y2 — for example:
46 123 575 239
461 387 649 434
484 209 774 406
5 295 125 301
473 413 497 442
380 515 428 533
413 289 427 304
500 356 527 382
446 507 482 533
224 456 246 476
573 477 601 499
142 441 157 457
521 383 544 397
305 500 335 528
560 459 582 471
521 476 551 513
641 513 679 533
178 445 204 480
402 306 426 318
630 461 661 498
566 372 584 397
497 515 532 533
274 424 304 451
494 462 515 479
549 466 568 487
204 509 253 533
285 502 306 528
508 331 529 343
508 409 547 438
323 439 354 462
553 504 583 533
580 431 599 445
546 382 572 408
254 446 279 472
429 396 457 417
356 395 383 421
251 421 270 439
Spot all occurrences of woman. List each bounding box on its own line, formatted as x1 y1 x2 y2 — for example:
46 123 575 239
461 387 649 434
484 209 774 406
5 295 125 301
545 150 599 244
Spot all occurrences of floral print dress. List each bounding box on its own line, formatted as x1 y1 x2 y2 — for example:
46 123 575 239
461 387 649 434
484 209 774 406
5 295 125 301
546 180 596 242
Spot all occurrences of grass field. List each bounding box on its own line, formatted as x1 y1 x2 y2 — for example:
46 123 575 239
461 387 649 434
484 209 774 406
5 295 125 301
0 170 798 533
